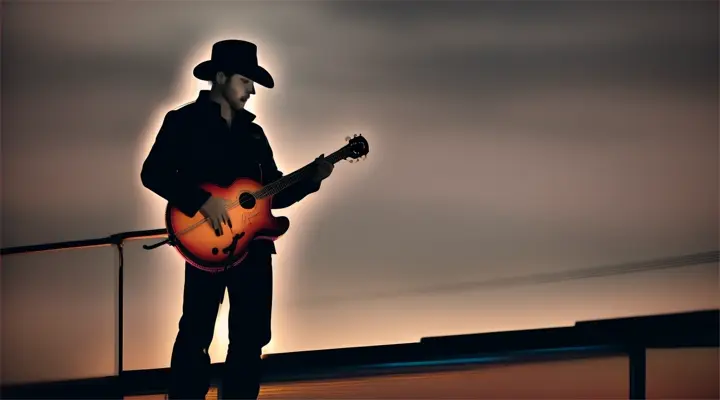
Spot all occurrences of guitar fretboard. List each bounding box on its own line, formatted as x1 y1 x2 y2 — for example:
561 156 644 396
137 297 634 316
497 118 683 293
254 148 347 199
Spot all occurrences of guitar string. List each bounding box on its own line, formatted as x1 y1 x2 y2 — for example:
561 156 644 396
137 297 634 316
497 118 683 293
170 146 360 239
173 166 313 236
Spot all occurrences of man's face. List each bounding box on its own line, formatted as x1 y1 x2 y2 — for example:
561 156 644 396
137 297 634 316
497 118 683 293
221 73 255 110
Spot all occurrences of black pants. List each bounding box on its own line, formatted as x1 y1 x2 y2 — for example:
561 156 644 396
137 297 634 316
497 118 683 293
167 250 273 400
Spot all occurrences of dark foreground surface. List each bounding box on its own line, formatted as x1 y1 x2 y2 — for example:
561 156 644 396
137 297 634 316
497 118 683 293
2 309 718 399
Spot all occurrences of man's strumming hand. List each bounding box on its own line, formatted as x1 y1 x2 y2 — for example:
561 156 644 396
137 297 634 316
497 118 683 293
200 196 232 236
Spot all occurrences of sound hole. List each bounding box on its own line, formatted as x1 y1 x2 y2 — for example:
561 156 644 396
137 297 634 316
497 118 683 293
238 192 256 209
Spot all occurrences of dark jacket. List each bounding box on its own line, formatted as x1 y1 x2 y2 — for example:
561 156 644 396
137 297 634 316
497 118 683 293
140 90 321 254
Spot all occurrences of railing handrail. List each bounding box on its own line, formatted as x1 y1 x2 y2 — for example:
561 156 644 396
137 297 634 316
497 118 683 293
0 229 168 256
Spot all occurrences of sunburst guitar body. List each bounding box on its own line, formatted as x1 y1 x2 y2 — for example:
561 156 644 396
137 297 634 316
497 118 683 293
144 134 369 273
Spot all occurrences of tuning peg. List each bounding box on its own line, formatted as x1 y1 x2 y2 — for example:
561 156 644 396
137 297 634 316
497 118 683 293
345 136 351 142
353 134 358 137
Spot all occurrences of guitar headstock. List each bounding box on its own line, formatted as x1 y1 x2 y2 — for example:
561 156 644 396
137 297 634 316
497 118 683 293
343 134 369 163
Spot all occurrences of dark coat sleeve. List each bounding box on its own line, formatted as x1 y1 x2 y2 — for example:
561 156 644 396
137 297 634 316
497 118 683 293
140 110 212 217
257 132 321 209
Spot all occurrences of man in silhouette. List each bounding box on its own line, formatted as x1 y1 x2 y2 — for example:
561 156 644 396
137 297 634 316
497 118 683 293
140 39 333 399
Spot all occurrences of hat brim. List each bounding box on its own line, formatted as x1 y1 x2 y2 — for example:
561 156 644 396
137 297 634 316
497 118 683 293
192 60 275 89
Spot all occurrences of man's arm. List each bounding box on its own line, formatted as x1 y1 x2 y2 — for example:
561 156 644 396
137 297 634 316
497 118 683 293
140 111 212 217
259 140 321 209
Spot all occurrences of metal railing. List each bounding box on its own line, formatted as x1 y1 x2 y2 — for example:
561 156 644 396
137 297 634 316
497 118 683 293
2 231 718 399
1 228 169 378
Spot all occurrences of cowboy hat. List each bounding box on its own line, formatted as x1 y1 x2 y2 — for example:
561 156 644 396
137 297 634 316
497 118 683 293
192 39 274 88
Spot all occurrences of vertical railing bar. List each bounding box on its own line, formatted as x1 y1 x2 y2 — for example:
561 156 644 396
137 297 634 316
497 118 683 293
110 235 126 399
628 346 647 399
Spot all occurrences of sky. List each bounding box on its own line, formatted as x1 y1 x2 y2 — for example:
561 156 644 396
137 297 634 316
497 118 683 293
1 0 718 385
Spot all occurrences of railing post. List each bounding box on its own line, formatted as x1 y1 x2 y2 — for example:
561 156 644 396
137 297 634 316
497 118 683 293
628 346 646 399
110 235 126 398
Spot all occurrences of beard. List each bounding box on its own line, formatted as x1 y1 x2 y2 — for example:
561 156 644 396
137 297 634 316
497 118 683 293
222 86 247 110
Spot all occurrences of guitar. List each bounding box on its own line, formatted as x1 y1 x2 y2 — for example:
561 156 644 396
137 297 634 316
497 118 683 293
143 134 369 272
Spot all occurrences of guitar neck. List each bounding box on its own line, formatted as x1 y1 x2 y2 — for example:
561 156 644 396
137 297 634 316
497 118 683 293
255 149 346 199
